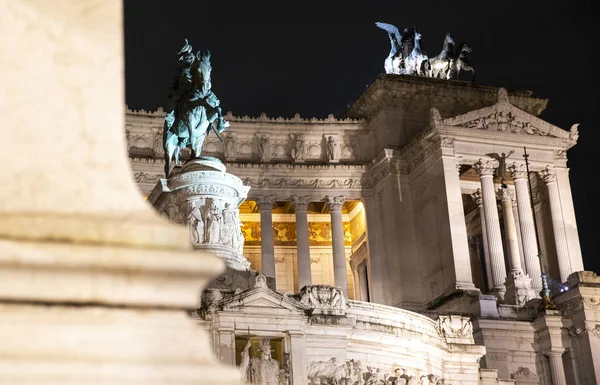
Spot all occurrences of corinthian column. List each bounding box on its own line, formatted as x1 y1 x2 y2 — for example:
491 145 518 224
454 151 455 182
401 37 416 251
256 195 277 283
540 166 571 283
509 163 542 291
546 349 567 385
292 196 312 290
498 188 522 274
471 189 493 291
473 159 506 298
498 187 536 305
511 194 526 270
326 195 348 297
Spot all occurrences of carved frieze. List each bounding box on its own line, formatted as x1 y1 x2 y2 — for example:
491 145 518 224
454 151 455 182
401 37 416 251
242 177 361 191
307 359 445 385
133 172 162 184
459 110 548 136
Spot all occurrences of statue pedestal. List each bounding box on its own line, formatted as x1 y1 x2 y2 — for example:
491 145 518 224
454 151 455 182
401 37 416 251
150 157 251 271
504 271 537 306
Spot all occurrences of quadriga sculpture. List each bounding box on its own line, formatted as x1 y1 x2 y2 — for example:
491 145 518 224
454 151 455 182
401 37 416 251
375 23 474 81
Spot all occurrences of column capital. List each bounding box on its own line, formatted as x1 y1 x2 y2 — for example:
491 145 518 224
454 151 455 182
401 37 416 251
539 165 557 184
473 159 498 177
456 158 463 175
471 188 483 206
325 195 345 212
496 187 514 202
508 162 528 180
543 348 566 357
291 196 311 211
255 195 277 210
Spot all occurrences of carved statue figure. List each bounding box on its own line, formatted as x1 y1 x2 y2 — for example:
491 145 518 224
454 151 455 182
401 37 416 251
205 201 222 244
375 22 403 74
249 338 280 385
326 136 336 160
258 135 269 161
162 38 230 177
289 133 305 161
186 202 204 245
486 150 514 182
220 203 236 247
570 123 579 141
428 33 455 79
234 215 245 255
240 340 252 383
224 134 235 158
278 352 291 385
447 42 474 80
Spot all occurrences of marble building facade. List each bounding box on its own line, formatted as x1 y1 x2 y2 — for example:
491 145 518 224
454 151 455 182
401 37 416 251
128 75 597 384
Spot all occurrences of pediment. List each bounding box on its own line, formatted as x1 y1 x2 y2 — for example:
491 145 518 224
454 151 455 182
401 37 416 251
221 288 307 312
438 98 574 141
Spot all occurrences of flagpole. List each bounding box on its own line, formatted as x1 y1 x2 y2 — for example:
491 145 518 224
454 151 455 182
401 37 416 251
523 147 556 310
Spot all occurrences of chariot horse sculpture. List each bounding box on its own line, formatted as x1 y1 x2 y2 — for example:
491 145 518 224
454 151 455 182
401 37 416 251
162 39 229 177
429 33 455 79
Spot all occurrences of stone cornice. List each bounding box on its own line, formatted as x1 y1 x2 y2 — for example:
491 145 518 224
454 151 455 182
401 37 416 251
345 74 548 120
125 106 365 125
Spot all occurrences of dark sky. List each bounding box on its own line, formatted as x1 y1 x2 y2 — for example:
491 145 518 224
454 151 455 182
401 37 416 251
124 1 599 272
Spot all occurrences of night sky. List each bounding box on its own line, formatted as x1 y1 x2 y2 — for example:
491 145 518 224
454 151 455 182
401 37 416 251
124 1 599 272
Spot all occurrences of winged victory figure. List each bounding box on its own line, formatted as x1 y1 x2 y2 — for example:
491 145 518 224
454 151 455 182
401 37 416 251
486 150 514 186
375 22 404 74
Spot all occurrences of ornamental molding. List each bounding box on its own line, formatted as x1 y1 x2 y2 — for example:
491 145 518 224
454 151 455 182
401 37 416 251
441 99 575 144
241 177 362 191
556 295 584 316
133 171 162 184
125 106 365 125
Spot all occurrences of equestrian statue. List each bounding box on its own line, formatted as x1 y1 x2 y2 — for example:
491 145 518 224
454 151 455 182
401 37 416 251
162 38 229 177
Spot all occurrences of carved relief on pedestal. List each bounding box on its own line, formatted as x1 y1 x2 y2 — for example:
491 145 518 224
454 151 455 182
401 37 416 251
437 315 474 344
150 158 251 270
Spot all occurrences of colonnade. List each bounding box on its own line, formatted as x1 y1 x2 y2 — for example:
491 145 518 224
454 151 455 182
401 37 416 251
470 160 573 298
255 195 350 297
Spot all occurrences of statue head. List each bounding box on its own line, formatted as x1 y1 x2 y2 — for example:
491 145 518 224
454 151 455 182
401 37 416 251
258 339 272 360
